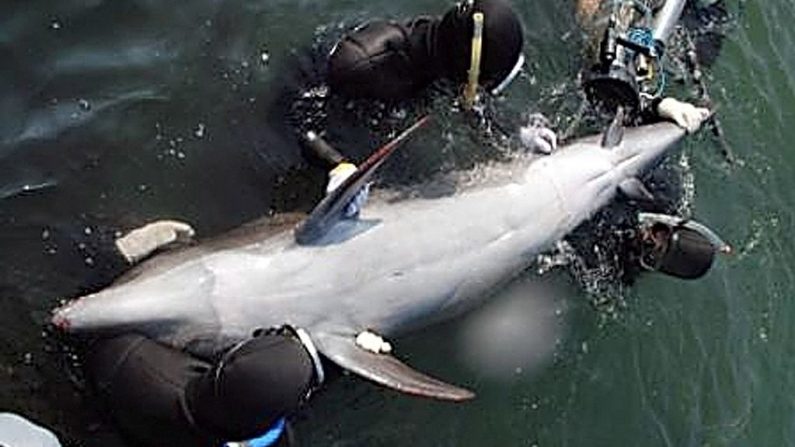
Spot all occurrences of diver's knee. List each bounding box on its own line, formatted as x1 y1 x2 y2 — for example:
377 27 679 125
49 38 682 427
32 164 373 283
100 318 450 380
186 330 319 441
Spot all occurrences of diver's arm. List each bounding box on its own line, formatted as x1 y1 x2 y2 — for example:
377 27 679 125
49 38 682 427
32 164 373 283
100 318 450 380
115 219 195 264
655 97 711 133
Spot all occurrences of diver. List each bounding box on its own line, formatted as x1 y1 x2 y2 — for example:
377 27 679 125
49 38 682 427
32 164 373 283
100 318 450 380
69 220 327 447
311 0 561 173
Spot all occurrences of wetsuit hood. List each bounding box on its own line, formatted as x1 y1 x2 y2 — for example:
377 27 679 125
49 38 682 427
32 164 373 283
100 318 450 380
435 0 524 90
640 224 716 280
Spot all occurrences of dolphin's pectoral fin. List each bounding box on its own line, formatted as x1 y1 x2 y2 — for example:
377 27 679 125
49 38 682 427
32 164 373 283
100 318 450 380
294 116 431 245
601 106 626 148
618 177 655 202
314 331 475 402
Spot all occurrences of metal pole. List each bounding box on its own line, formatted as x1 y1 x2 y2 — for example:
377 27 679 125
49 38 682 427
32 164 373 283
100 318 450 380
652 0 687 43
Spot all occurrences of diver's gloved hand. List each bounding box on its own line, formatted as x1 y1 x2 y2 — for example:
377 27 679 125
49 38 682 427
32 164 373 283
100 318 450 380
519 113 557 154
115 220 195 263
326 162 370 219
657 97 711 133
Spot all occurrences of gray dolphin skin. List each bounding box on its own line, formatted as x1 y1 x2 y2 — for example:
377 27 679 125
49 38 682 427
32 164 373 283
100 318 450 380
52 120 693 401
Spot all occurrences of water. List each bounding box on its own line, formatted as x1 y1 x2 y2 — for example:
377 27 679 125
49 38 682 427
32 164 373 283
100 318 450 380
1 0 793 446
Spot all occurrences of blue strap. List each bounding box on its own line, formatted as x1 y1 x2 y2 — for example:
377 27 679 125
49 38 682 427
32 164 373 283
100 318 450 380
222 417 286 447
627 27 655 55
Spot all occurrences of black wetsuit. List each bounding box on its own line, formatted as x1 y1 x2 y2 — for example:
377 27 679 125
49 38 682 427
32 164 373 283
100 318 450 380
327 0 524 100
86 334 216 447
84 328 314 447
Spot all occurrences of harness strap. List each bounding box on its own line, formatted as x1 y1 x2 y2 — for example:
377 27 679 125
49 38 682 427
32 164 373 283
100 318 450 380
291 327 326 389
462 12 484 108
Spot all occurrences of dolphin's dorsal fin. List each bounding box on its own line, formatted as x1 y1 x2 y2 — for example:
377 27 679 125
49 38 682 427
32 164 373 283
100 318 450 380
618 177 655 202
313 331 475 401
294 116 431 245
601 106 626 148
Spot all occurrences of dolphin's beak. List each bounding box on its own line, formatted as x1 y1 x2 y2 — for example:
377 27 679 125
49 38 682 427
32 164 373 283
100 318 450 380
51 302 74 332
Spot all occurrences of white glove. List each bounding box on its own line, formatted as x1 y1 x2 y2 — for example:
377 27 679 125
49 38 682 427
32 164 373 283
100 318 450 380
355 330 392 354
327 162 370 218
519 113 557 154
657 97 711 133
115 219 195 263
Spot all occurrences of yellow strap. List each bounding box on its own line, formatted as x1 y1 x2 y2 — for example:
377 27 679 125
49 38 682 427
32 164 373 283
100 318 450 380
645 58 655 81
330 162 357 177
463 12 484 109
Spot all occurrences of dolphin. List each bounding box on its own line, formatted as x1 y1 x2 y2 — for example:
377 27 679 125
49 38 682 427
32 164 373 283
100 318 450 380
52 118 697 401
